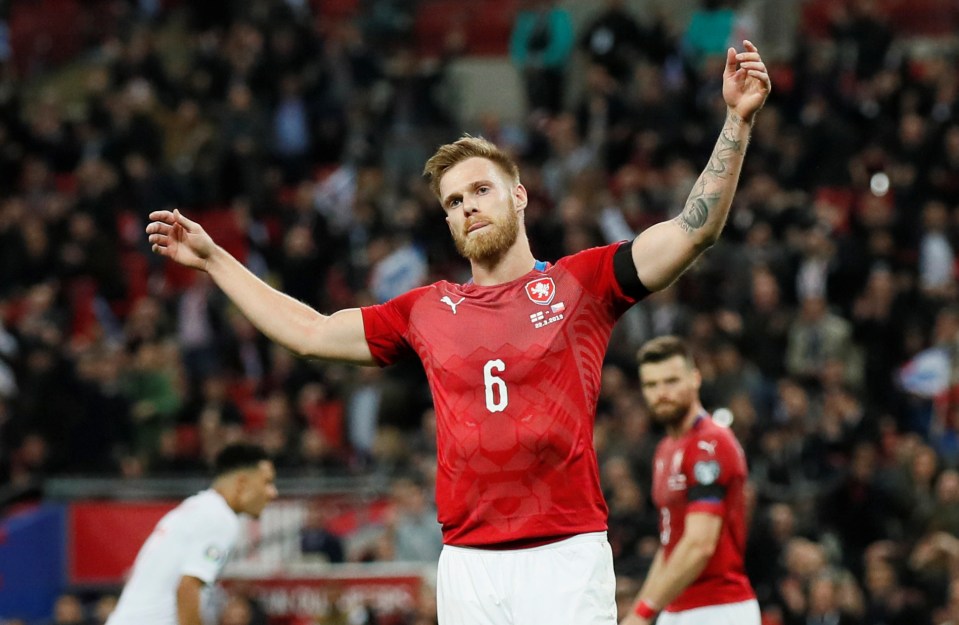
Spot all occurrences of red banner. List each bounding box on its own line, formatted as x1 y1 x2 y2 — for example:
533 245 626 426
67 496 393 585
69 501 177 584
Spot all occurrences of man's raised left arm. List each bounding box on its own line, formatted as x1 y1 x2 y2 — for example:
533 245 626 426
629 40 771 292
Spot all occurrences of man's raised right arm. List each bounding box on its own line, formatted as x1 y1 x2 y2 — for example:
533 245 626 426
147 209 376 365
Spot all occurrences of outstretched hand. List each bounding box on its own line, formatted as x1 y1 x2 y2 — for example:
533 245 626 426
145 209 215 271
723 40 771 123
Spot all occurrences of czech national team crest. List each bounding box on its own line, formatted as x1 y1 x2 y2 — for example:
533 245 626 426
525 277 556 305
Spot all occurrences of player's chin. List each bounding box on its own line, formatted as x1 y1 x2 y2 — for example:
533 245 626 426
651 405 684 423
651 402 676 416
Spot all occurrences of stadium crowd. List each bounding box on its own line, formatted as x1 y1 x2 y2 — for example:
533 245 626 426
3 0 959 623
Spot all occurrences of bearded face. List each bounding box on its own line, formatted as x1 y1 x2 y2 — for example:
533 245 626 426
438 156 527 265
639 356 700 430
450 195 521 263
647 396 692 428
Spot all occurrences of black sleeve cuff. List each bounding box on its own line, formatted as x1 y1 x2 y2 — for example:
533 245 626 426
688 483 726 501
613 239 651 300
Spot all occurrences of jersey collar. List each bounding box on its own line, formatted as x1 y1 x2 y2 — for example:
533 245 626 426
465 259 549 285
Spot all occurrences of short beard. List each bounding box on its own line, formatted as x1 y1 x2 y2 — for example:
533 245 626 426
650 402 689 429
452 198 520 264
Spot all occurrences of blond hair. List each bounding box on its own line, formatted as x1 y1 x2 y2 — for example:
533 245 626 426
423 135 520 201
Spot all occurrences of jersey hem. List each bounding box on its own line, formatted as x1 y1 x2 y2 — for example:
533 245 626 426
666 589 756 612
443 522 608 549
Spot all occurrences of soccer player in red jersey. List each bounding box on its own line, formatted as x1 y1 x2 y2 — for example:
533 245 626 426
623 335 758 625
146 42 769 625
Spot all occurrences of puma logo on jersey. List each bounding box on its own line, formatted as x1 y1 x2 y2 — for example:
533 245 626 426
697 440 718 456
441 296 464 314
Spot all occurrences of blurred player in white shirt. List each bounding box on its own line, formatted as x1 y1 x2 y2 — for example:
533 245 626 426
106 443 277 625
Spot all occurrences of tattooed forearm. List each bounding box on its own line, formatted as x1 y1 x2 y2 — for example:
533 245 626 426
705 127 744 178
674 115 750 236
676 181 721 233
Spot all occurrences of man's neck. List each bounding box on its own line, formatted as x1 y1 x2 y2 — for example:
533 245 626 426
470 243 537 286
212 482 240 515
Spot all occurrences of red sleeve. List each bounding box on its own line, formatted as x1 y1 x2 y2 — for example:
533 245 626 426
685 429 743 517
555 242 646 315
360 287 429 366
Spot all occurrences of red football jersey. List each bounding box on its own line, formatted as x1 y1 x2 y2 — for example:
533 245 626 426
362 243 641 546
651 414 755 612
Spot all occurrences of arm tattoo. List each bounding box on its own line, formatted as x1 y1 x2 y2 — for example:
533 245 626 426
674 121 745 234
705 127 744 177
675 184 721 233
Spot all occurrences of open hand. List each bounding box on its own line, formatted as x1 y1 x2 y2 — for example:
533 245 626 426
145 209 215 271
723 40 771 123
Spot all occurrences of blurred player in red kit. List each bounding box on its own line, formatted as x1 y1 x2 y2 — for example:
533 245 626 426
623 335 758 625
147 42 769 625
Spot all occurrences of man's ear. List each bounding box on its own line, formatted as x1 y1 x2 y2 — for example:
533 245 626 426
233 471 250 495
514 183 529 212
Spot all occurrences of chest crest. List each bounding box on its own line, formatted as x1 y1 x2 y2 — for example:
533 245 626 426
667 449 686 491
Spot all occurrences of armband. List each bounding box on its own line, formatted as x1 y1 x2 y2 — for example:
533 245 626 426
634 598 659 619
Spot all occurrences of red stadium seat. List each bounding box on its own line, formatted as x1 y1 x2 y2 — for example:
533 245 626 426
54 173 77 195
467 0 519 56
413 0 518 57
801 0 959 38
115 250 150 318
200 208 248 263
316 0 361 20
174 424 201 457
241 399 268 431
68 278 98 344
9 0 83 77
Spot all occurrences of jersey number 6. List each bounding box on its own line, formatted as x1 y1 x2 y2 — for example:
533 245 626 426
483 359 509 413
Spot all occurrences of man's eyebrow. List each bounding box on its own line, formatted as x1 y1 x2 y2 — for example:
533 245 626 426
442 180 494 208
443 192 462 208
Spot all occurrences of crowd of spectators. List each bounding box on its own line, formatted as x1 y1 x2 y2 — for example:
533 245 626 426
3 0 959 623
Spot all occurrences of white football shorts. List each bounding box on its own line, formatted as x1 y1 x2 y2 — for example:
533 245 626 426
657 598 761 625
436 531 617 625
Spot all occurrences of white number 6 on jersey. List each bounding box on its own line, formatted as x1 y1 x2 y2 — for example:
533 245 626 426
483 359 509 413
